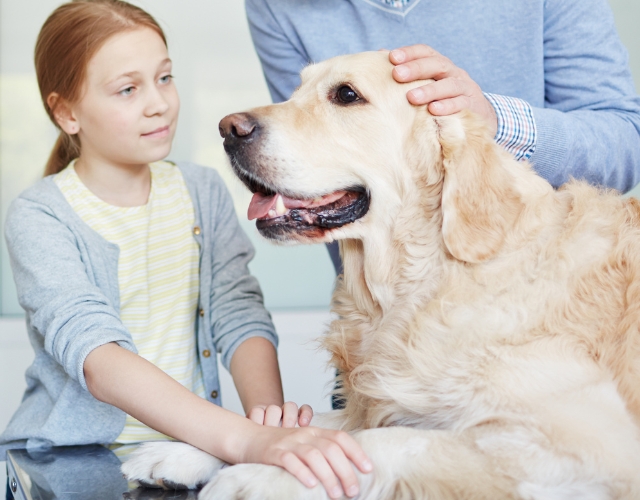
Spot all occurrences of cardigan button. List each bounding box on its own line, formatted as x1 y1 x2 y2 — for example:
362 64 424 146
199 308 204 317
211 390 218 399
202 349 211 358
193 226 201 235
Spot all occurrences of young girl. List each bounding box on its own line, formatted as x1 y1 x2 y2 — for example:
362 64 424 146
1 1 370 499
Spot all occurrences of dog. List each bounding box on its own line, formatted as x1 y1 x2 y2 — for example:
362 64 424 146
122 51 640 499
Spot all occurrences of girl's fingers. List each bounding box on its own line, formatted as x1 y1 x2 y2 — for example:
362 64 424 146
281 401 299 428
248 406 266 425
299 446 345 499
314 439 361 498
298 404 314 427
264 404 284 427
280 451 318 490
327 430 373 475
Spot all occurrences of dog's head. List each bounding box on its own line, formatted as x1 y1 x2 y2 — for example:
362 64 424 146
220 51 534 264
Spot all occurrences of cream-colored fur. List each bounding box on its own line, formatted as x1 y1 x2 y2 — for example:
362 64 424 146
122 51 640 499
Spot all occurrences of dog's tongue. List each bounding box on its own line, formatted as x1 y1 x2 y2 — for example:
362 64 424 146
248 193 278 220
247 191 347 220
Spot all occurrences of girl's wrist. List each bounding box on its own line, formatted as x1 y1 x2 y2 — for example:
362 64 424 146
212 416 266 465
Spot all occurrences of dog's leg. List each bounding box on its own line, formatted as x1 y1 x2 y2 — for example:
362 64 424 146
197 411 640 500
121 441 227 490
196 426 518 500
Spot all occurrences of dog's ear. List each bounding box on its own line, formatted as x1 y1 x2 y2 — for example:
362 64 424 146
436 110 524 263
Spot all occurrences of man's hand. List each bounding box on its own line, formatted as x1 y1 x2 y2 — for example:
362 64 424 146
248 401 314 428
390 44 497 136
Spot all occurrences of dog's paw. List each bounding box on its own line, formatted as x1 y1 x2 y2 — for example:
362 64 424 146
121 441 226 490
198 463 327 500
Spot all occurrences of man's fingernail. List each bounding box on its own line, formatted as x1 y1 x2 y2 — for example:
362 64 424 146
363 460 373 472
395 65 409 79
347 485 359 497
409 88 425 101
391 49 405 62
430 101 443 111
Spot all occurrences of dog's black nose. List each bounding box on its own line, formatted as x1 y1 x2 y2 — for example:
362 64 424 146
219 113 261 152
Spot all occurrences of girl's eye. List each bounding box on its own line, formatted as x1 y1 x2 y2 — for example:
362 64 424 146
159 74 173 84
119 86 135 96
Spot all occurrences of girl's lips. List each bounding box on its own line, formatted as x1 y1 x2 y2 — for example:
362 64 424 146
142 126 170 138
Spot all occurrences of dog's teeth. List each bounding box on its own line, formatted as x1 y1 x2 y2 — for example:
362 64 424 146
275 195 287 216
268 209 276 218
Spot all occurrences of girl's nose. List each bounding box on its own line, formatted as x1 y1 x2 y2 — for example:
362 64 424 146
145 87 170 116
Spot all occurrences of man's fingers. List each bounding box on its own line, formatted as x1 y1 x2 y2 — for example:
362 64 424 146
281 401 299 428
264 404 284 427
248 406 266 425
298 404 314 427
407 77 472 106
394 55 458 84
389 43 439 65
428 95 473 116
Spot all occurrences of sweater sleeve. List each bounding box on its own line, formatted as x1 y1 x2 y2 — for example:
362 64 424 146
245 0 309 103
4 197 137 390
529 0 640 192
205 170 278 371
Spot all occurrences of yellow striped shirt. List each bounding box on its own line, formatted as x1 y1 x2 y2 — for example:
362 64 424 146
55 161 205 443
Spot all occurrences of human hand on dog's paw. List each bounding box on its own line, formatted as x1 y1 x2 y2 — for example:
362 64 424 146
242 425 372 499
248 401 314 428
389 44 497 137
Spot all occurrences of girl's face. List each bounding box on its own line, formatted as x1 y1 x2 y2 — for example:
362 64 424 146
71 27 179 168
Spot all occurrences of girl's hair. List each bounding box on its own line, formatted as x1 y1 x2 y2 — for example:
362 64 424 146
35 0 167 176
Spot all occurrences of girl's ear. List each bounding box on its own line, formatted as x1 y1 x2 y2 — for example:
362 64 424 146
47 92 79 135
436 110 524 263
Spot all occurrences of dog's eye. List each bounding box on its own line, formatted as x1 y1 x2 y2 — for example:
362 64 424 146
336 85 361 104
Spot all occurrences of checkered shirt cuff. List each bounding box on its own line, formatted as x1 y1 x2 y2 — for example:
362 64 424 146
484 92 537 161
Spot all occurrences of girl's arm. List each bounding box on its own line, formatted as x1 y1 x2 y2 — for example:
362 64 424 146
84 342 371 499
230 336 313 427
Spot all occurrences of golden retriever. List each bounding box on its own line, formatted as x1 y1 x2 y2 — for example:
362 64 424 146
122 51 640 499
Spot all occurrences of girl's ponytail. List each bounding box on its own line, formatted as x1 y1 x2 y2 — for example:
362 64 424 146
35 0 166 176
44 132 80 177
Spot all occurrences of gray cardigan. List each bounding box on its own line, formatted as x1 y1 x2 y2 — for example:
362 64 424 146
0 162 277 459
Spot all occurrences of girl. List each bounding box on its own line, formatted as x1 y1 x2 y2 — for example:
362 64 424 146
1 1 371 499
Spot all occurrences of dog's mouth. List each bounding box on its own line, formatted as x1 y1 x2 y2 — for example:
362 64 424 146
238 170 370 240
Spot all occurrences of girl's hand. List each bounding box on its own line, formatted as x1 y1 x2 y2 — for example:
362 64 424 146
245 425 373 499
389 44 498 136
248 401 314 427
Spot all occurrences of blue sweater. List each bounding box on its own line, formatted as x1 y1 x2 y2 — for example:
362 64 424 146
246 0 640 192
